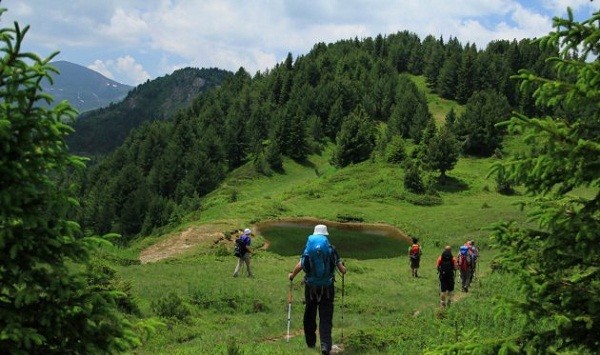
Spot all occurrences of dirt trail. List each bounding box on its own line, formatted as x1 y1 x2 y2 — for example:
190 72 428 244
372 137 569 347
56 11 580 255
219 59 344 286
139 223 232 264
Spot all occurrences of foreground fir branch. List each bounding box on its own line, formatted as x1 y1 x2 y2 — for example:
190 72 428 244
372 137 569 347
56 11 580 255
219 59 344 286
0 8 160 353
487 8 600 353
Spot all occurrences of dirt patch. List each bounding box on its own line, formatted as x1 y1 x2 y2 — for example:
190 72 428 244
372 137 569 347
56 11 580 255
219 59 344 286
139 223 235 264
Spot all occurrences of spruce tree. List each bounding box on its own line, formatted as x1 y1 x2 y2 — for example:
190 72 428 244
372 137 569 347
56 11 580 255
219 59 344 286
456 89 510 156
423 125 460 179
486 9 600 353
0 13 142 352
332 105 376 167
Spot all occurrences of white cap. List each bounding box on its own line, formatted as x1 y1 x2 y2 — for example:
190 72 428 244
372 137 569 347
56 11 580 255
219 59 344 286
244 228 251 234
313 224 329 235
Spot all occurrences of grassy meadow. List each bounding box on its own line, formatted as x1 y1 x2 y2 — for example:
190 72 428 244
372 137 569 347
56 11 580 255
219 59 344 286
111 147 535 354
108 77 536 354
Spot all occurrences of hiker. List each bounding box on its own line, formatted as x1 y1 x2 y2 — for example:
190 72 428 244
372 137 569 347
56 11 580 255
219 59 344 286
408 237 422 277
233 228 253 277
436 245 457 308
288 224 347 355
469 240 479 283
458 242 473 292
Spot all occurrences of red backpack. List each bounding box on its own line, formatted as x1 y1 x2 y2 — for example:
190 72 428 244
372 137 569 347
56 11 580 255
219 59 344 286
410 244 421 260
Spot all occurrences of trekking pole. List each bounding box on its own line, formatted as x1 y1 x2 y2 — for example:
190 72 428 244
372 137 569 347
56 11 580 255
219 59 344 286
286 280 293 342
341 273 345 342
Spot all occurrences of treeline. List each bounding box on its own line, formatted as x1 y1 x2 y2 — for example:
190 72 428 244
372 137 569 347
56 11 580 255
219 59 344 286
76 31 557 241
67 67 232 155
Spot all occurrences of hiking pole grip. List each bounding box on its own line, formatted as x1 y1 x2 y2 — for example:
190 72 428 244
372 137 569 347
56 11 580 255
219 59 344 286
286 280 292 342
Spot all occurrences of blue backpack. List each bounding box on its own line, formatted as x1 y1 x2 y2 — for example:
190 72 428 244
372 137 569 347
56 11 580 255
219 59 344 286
301 235 335 286
458 245 472 271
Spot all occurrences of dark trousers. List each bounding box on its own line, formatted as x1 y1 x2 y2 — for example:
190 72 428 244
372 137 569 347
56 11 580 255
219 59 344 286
304 284 335 352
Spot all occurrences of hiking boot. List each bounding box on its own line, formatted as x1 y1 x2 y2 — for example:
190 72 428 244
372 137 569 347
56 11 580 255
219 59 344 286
322 350 330 355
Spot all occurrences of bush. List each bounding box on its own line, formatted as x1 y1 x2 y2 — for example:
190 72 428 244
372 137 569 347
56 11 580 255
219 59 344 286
404 162 425 194
404 193 443 206
336 214 365 223
151 292 191 321
385 135 407 164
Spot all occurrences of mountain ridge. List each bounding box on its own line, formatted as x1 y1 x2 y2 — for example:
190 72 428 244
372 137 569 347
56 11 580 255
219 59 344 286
42 60 132 113
66 66 233 156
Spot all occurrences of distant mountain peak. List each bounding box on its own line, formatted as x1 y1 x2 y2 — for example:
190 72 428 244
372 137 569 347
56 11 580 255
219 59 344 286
41 60 132 113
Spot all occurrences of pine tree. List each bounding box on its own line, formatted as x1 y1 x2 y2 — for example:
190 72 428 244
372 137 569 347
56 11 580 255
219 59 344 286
486 9 600 353
423 125 460 179
456 89 510 156
332 105 376 167
0 13 143 352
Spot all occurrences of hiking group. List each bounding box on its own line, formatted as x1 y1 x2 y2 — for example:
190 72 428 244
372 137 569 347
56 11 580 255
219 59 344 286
435 241 478 308
232 224 479 352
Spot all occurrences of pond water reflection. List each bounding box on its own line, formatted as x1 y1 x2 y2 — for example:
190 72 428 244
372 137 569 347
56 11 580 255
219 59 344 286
256 220 410 260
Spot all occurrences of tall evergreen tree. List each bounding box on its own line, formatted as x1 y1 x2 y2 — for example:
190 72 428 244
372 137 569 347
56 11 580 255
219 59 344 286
423 125 460 178
456 43 479 104
423 35 445 88
484 9 600 354
332 105 376 167
0 13 142 352
456 90 511 156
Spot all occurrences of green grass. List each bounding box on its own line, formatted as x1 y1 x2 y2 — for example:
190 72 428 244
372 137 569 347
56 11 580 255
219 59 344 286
111 147 534 353
411 75 465 125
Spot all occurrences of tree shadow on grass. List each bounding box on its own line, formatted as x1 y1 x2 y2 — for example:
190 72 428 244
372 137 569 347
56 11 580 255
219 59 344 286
293 157 316 169
435 175 469 193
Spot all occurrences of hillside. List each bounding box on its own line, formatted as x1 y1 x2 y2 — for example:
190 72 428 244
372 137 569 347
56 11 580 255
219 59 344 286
66 67 232 156
75 32 558 241
113 141 530 353
41 60 132 113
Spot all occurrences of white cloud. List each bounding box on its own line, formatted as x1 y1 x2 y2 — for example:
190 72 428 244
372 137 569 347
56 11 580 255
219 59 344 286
543 0 600 15
5 0 599 84
115 55 151 84
87 56 150 85
88 60 115 80
100 8 149 43
11 2 34 17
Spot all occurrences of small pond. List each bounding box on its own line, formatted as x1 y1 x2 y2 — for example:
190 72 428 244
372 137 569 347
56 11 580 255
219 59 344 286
256 220 410 260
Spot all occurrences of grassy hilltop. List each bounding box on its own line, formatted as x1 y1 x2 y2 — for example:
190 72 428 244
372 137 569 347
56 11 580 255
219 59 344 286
109 82 533 354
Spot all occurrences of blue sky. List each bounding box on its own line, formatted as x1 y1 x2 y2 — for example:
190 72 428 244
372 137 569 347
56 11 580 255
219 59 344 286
2 0 598 86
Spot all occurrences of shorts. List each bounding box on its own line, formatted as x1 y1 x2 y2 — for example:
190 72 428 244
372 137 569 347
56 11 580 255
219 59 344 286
440 276 455 292
410 257 420 268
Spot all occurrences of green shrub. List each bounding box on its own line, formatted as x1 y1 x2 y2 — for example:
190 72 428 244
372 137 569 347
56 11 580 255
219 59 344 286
336 214 364 223
404 162 425 194
150 292 191 321
404 192 443 206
